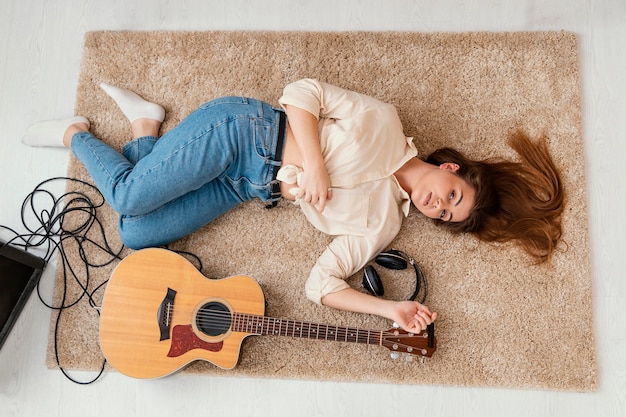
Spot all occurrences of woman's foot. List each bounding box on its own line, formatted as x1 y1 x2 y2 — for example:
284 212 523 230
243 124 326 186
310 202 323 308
100 82 165 123
22 116 90 147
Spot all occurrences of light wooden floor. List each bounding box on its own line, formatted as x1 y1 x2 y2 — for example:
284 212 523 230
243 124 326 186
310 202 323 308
1 1 624 416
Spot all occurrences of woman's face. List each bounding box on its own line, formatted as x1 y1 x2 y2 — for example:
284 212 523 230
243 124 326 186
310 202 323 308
411 163 476 222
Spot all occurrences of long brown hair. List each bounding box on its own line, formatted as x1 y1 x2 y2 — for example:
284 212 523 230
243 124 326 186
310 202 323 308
426 130 564 263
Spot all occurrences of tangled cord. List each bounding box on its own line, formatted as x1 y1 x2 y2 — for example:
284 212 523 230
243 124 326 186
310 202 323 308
1 176 125 384
2 177 205 385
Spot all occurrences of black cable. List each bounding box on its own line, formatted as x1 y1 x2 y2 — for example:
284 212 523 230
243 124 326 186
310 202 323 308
1 177 124 385
2 176 207 385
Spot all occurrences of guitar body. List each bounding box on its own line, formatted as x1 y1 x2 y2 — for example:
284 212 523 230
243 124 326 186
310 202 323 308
101 248 437 379
99 248 264 379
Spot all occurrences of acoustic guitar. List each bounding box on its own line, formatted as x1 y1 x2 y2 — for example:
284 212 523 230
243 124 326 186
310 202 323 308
99 248 436 379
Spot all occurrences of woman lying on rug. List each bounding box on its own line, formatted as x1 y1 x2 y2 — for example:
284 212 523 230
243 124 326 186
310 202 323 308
22 78 564 334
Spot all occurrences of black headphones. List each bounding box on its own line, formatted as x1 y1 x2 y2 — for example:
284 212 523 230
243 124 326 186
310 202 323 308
362 249 428 304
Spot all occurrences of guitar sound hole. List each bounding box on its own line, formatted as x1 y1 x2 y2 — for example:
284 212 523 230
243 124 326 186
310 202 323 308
196 301 232 337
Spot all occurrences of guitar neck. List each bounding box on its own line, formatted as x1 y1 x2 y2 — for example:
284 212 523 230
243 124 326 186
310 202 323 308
233 313 381 346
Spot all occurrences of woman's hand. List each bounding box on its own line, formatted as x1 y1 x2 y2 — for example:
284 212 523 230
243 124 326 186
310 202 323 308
297 160 332 212
388 301 437 334
283 104 332 212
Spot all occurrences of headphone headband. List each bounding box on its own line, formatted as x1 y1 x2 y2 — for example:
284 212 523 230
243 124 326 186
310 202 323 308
363 248 428 303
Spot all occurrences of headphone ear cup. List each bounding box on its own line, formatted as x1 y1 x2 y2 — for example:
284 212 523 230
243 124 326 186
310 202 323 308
375 250 408 270
363 265 384 296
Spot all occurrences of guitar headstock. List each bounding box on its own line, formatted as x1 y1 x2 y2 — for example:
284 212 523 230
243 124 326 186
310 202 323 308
381 323 436 360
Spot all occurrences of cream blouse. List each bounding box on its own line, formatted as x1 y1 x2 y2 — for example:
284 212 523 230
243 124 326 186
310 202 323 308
277 79 417 304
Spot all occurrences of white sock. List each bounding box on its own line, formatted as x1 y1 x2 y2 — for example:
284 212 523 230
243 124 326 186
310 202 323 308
22 116 89 147
100 82 165 123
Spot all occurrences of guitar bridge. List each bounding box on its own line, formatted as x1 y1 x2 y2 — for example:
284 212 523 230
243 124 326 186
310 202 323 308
157 288 177 341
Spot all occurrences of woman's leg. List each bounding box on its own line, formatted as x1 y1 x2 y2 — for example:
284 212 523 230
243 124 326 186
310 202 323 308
117 178 242 248
70 102 236 215
121 136 158 164
24 106 244 248
65 84 223 215
25 86 284 249
114 97 286 249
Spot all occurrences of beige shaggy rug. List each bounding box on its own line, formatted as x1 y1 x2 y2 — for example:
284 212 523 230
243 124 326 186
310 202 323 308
46 31 597 391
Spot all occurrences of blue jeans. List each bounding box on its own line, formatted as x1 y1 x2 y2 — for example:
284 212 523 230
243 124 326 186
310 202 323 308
71 97 285 249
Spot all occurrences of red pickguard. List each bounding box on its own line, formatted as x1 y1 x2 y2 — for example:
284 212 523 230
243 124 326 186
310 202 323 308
167 324 224 357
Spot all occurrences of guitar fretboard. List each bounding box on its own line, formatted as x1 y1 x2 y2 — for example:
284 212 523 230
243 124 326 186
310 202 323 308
233 313 382 346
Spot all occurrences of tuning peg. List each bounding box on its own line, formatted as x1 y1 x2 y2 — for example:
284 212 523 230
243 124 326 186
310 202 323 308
390 352 400 360
404 354 413 362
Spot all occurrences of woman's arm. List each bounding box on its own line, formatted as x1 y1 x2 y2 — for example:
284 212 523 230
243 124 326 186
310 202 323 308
283 104 332 212
321 288 437 333
308 238 437 333
278 78 396 213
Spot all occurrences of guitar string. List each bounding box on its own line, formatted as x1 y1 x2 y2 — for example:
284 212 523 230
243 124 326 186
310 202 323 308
181 307 426 336
194 311 428 353
168 307 430 350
